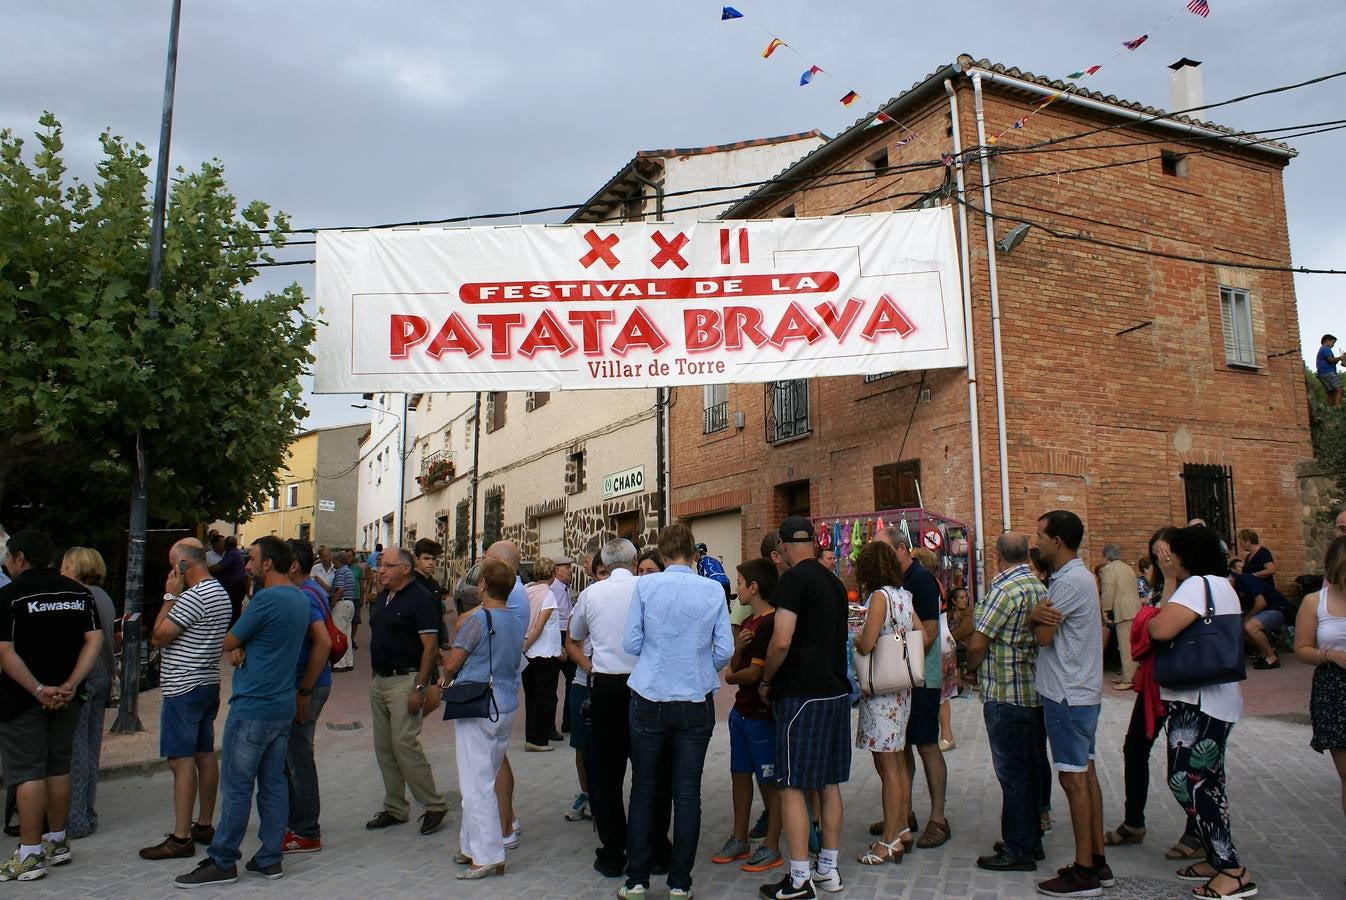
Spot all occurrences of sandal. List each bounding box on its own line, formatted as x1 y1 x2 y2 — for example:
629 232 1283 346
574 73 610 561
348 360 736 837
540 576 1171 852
1165 834 1207 861
1178 863 1218 882
857 835 904 866
916 818 951 849
1191 867 1258 899
874 814 918 838
1104 823 1146 846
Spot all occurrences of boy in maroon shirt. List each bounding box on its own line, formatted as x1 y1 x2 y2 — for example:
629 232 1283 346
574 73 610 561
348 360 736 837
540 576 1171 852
709 558 783 872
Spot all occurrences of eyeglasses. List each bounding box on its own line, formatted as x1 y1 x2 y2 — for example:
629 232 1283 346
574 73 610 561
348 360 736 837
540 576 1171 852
377 562 410 570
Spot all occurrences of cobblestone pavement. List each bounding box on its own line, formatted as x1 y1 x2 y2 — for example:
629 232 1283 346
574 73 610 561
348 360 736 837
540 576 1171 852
43 634 1346 899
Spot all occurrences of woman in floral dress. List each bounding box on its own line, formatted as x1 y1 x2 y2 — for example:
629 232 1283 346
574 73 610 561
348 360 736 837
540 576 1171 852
852 542 915 865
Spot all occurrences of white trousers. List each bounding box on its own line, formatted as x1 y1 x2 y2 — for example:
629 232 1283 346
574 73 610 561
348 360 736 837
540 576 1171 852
332 599 355 669
454 708 517 866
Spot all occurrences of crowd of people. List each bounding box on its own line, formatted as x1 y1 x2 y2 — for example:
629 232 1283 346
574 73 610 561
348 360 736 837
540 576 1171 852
0 505 1342 896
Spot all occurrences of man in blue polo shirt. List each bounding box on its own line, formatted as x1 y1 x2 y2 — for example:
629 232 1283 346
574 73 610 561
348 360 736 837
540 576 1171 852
175 536 310 888
1318 334 1343 407
620 524 733 899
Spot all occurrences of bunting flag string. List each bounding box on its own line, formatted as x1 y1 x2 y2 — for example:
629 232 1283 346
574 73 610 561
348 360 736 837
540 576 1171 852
718 1 1212 170
983 1 1211 147
717 3 920 140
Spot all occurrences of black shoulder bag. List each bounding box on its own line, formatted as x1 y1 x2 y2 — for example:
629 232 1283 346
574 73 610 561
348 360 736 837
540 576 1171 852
441 607 499 722
1153 576 1247 690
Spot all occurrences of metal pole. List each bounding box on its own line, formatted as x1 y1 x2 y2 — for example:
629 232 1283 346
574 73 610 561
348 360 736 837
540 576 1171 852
469 393 482 563
113 0 182 733
397 393 408 545
970 72 1014 534
944 79 988 595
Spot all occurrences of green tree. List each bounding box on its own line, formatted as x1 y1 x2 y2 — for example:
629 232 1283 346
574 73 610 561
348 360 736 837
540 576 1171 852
1307 368 1346 508
0 113 314 542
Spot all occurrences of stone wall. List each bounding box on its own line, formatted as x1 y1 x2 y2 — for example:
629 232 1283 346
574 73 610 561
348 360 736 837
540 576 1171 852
1299 460 1341 576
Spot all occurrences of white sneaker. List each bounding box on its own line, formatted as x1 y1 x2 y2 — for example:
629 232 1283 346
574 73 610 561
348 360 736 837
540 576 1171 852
565 793 591 822
810 867 844 893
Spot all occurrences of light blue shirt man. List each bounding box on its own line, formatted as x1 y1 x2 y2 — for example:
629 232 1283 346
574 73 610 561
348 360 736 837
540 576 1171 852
623 563 733 702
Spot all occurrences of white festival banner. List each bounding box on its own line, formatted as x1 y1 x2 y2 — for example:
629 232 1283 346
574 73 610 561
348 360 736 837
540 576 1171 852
314 208 966 393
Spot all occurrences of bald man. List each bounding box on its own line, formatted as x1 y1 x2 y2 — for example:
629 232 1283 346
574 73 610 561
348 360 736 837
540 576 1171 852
966 532 1049 870
482 541 531 850
140 538 233 860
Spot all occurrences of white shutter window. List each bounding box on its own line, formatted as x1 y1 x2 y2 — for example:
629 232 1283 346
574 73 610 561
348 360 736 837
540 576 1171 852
1219 286 1256 367
702 384 728 409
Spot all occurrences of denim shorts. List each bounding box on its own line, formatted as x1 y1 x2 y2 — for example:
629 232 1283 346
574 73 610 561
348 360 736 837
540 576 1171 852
161 682 221 759
728 709 778 782
1041 696 1099 773
1250 609 1285 632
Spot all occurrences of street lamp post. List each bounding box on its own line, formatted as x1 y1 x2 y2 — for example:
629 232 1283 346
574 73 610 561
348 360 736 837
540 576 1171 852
113 0 183 734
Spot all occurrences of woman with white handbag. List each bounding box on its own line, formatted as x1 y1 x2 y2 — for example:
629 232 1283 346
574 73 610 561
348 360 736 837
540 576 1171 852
852 542 924 865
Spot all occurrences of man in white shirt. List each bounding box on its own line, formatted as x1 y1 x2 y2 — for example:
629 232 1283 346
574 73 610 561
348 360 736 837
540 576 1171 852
568 539 641 878
309 545 335 596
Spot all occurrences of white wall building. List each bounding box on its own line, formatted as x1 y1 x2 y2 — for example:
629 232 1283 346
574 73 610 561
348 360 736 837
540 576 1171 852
355 391 407 551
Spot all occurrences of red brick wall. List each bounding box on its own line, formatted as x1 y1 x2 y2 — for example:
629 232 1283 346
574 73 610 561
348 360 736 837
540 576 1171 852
671 78 1312 584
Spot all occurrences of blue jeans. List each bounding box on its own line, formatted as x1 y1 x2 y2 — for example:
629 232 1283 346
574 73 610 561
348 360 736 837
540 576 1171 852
626 693 714 892
983 701 1043 861
209 714 292 870
285 684 330 839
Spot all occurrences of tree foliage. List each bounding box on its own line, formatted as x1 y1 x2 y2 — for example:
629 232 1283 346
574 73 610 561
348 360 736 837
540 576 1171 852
1307 368 1346 508
0 113 314 542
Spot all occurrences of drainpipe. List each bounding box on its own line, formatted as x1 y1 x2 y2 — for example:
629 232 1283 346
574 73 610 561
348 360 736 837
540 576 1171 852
631 168 665 221
944 78 988 593
469 391 482 564
632 166 669 529
970 71 1013 533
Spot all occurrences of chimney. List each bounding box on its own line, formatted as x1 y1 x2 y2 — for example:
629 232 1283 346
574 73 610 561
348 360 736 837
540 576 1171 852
1168 58 1204 112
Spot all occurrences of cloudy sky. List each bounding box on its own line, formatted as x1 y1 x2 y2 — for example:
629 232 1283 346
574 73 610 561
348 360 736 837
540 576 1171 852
5 1 1341 428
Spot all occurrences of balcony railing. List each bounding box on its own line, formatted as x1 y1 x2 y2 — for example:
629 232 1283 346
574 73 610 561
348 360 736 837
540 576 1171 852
765 380 811 444
703 401 728 434
416 449 456 491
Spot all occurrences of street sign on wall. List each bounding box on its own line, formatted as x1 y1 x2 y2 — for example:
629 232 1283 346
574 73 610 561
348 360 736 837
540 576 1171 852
603 465 646 499
318 499 336 512
314 208 965 393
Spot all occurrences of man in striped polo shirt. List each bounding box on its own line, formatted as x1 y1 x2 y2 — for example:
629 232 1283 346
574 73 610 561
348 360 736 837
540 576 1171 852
139 538 233 861
966 531 1049 873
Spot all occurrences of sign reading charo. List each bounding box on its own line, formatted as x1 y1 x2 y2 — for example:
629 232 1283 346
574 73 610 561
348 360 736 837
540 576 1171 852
313 209 965 393
603 465 645 500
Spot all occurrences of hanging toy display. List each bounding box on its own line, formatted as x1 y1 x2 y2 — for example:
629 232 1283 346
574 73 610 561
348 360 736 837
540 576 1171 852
849 519 863 562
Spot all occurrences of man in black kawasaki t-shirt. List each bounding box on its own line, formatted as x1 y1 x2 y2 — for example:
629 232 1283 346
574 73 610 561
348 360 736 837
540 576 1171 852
0 530 103 882
758 516 851 900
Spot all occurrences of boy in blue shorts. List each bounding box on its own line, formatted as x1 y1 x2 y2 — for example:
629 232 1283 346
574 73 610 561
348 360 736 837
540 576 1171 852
710 558 783 873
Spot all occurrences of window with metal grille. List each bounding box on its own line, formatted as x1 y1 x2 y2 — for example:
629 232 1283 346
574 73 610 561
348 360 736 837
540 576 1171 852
454 499 470 557
1219 286 1256 367
703 384 728 434
483 487 504 549
765 380 810 443
1181 463 1235 547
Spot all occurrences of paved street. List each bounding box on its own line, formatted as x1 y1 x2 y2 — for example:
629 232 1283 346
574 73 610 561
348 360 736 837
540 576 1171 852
45 636 1346 899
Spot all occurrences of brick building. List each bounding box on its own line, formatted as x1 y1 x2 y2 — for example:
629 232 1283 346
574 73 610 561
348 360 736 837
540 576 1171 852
669 54 1313 585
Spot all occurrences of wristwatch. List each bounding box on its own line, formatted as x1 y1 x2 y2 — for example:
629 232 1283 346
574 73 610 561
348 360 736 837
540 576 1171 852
163 592 178 603
414 684 427 694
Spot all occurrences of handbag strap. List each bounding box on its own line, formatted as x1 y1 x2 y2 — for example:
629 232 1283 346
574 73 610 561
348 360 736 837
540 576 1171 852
1200 576 1216 623
481 607 496 685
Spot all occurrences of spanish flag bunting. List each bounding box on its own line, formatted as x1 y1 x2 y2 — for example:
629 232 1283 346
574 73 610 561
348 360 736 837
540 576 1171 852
721 6 743 20
1122 34 1149 50
1066 65 1102 79
800 65 822 86
840 90 860 106
762 38 785 58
